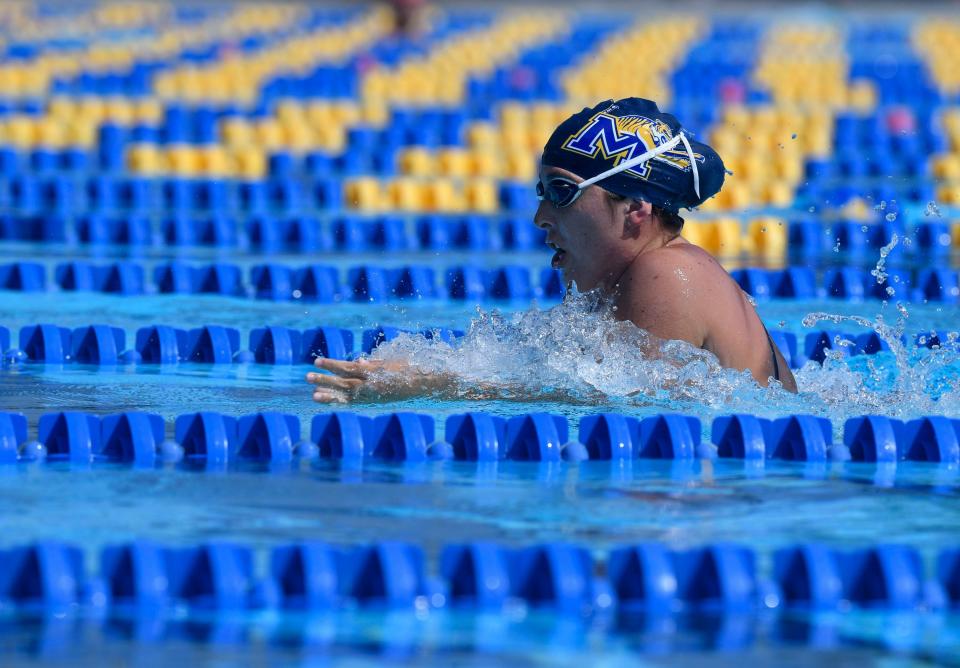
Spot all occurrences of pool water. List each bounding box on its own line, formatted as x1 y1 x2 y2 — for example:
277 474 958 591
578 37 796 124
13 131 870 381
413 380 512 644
2 243 960 666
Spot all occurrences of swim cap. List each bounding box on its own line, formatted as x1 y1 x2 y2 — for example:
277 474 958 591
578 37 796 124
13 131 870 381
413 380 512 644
541 98 725 212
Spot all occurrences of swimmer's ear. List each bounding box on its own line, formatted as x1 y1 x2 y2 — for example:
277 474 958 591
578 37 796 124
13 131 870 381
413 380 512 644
623 198 654 236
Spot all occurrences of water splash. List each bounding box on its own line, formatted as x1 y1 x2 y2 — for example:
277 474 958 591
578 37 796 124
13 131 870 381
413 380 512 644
363 285 960 421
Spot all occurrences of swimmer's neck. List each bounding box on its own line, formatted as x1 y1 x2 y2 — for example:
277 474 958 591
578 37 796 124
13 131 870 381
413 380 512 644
599 229 684 295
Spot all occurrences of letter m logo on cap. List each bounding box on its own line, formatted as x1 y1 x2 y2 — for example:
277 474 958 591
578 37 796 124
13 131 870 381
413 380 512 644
561 112 698 179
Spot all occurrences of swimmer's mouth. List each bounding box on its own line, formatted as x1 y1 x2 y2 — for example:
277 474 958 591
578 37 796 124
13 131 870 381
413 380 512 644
548 241 567 269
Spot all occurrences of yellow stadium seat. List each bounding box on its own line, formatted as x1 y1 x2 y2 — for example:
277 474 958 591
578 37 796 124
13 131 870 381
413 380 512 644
36 120 66 148
708 217 743 257
234 149 267 179
938 184 960 205
389 178 426 211
464 179 499 212
746 217 787 258
198 146 232 176
717 182 752 210
470 151 501 178
4 117 36 147
681 221 708 247
399 148 435 177
424 179 464 212
933 154 960 180
127 144 163 174
467 122 499 148
952 221 960 248
166 145 200 175
504 151 537 181
763 181 795 207
438 149 471 178
345 178 383 211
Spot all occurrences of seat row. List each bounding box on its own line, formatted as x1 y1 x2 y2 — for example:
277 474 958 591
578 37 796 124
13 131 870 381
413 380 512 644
0 211 547 250
0 173 540 214
0 324 461 366
0 261 565 301
1 411 957 466
4 539 958 616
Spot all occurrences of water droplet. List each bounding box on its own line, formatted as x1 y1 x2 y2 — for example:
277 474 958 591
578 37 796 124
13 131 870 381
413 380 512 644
925 200 942 218
885 212 897 222
808 206 816 213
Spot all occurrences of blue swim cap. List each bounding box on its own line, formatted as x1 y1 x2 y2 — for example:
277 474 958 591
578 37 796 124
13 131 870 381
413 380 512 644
541 98 726 212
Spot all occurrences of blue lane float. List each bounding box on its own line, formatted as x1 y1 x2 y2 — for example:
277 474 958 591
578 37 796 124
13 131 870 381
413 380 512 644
0 542 86 609
608 543 677 611
0 412 27 463
270 542 340 610
18 324 72 363
310 412 373 461
71 324 126 364
235 412 299 463
445 413 508 461
441 543 511 609
165 543 255 610
773 544 844 609
340 542 432 607
509 543 603 612
505 413 568 462
672 544 757 610
8 259 960 305
135 325 188 364
0 538 957 614
1 410 958 468
301 326 353 361
844 416 901 463
0 261 45 291
184 325 241 364
174 412 238 465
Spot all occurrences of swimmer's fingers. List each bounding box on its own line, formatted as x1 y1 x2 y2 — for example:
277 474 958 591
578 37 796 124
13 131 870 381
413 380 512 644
313 357 381 379
311 388 350 404
305 371 364 392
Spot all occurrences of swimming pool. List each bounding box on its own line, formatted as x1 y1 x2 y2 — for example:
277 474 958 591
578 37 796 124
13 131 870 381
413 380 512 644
2 240 960 666
3 2 960 665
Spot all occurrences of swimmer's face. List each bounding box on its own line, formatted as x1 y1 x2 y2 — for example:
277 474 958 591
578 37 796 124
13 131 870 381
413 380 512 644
534 165 634 292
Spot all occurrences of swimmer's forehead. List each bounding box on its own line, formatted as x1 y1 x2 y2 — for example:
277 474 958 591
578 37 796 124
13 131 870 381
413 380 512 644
539 165 583 181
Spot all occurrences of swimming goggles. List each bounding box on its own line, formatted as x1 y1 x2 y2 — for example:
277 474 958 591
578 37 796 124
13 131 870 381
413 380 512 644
536 130 701 208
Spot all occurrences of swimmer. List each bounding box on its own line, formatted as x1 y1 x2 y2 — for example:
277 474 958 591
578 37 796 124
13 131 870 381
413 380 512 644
308 97 797 402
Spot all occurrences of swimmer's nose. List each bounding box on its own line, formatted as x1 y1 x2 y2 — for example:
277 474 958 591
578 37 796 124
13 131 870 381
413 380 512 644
533 202 553 230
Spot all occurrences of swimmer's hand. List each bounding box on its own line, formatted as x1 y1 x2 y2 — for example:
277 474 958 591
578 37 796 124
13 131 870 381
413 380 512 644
306 357 453 403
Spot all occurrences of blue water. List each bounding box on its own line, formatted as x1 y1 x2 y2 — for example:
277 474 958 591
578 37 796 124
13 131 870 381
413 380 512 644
2 246 960 664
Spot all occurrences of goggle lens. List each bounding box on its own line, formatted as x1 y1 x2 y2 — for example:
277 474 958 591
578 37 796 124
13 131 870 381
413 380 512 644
535 177 582 208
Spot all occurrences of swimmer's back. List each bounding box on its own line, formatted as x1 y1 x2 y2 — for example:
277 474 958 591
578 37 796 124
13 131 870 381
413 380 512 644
615 238 797 391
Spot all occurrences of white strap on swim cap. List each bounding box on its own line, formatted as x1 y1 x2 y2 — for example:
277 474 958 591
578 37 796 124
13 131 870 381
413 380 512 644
577 132 683 189
576 131 700 200
678 130 701 200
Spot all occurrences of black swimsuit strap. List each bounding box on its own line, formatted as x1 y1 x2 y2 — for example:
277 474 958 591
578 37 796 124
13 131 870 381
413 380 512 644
764 329 781 382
